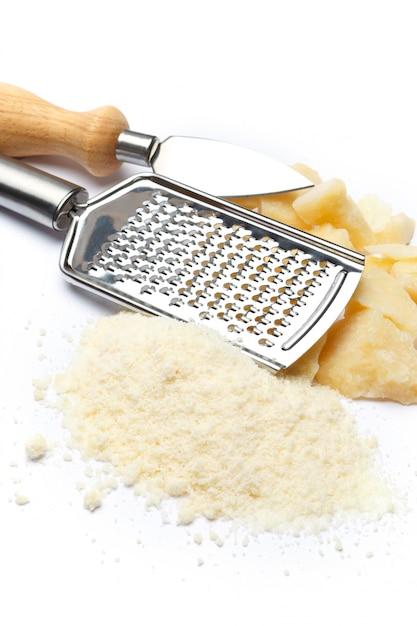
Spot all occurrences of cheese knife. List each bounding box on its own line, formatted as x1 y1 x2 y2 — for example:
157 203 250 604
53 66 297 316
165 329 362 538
0 83 313 197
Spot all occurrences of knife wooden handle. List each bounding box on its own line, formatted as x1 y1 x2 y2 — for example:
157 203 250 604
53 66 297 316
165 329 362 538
0 83 129 177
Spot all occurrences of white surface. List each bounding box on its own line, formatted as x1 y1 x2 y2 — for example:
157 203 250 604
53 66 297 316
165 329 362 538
1 1 417 624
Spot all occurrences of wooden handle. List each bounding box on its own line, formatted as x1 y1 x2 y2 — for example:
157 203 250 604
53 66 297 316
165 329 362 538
0 83 129 177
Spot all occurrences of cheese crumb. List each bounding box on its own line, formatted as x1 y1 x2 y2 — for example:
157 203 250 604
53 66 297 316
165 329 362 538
83 488 102 511
25 434 47 460
61 331 73 343
54 312 395 534
32 375 52 402
209 529 224 547
333 537 344 552
15 492 30 505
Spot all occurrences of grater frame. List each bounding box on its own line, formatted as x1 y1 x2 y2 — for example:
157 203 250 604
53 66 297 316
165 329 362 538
59 173 365 370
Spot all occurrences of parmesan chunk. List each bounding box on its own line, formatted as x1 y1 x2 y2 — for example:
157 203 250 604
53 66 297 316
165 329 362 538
317 308 417 404
292 179 375 251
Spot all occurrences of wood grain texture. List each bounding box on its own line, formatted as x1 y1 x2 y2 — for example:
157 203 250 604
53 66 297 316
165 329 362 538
0 83 129 176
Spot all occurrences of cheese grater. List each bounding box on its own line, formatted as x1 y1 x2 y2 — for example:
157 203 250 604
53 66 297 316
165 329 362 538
0 156 365 370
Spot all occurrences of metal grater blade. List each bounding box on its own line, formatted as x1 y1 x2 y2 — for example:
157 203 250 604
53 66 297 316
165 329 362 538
61 174 365 370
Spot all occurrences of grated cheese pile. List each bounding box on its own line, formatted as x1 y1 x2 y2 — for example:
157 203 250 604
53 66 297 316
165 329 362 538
54 312 394 533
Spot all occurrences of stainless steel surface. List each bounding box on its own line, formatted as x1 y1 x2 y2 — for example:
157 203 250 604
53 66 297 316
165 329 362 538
116 130 160 168
0 156 88 230
0 156 364 369
116 132 314 197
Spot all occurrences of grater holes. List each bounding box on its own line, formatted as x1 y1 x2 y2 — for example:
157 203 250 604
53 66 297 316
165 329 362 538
140 284 156 295
258 337 275 348
267 326 282 338
84 191 351 361
227 323 243 334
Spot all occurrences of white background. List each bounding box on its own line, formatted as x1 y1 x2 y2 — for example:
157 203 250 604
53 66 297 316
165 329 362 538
1 1 416 624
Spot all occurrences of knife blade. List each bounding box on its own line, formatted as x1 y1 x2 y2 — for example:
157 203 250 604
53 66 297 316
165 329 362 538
0 83 313 197
116 132 312 197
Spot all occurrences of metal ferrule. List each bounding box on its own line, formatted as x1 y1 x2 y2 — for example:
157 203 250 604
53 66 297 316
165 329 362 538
115 130 160 168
